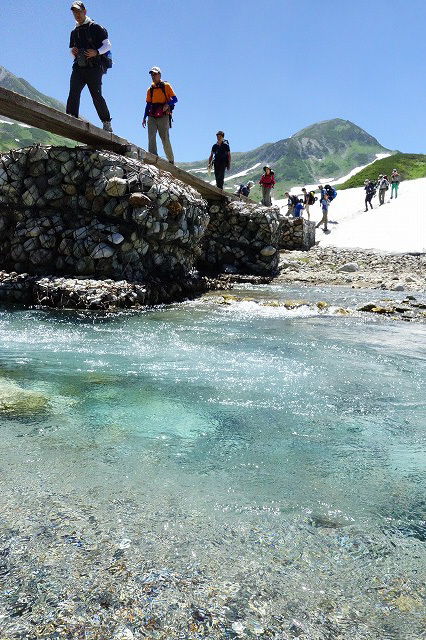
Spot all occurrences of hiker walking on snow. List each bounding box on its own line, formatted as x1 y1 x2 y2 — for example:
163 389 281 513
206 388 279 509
378 174 389 205
142 67 178 164
390 169 400 199
209 132 231 190
364 180 375 211
302 187 316 221
284 191 297 216
316 185 329 232
66 1 113 131
259 166 275 206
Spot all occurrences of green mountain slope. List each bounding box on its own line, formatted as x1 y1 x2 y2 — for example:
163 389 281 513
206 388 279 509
179 119 392 200
0 65 75 152
338 153 426 189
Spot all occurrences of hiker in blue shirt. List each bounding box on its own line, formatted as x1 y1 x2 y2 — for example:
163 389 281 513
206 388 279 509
294 199 305 218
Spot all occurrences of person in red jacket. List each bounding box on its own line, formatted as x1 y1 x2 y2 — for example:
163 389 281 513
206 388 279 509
259 165 275 206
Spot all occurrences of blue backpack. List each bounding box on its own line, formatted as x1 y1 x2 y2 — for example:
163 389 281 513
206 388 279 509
324 185 337 201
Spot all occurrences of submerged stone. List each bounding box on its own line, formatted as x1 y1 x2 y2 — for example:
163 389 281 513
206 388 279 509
0 380 49 416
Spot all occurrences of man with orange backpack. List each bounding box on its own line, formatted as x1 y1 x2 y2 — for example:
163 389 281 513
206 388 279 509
142 67 178 163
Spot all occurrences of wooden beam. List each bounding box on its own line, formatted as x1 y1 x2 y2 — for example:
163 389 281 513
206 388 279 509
0 87 253 203
0 87 128 150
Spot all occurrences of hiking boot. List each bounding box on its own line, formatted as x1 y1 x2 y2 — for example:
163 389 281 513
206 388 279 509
103 121 113 133
364 209 368 212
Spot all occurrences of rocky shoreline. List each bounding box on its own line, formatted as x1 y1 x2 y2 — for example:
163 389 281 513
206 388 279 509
1 245 425 319
276 246 426 292
0 270 232 310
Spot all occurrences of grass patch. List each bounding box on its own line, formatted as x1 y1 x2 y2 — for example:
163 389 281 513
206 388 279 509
337 153 426 189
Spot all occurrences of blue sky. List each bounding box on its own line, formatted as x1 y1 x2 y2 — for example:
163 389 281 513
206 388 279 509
0 0 423 162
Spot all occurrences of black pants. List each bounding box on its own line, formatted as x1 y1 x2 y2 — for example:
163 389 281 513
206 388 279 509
365 195 373 209
214 163 226 190
66 65 111 123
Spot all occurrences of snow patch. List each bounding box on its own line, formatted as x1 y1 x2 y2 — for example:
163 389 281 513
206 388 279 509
224 162 262 182
278 177 426 254
0 118 32 129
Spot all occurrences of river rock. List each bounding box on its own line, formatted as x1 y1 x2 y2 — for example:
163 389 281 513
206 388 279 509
0 380 49 416
337 262 360 272
129 192 151 207
106 177 127 197
91 243 115 259
260 246 277 257
108 233 124 245
112 626 134 640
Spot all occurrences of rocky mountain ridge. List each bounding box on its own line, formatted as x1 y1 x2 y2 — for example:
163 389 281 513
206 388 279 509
180 119 393 199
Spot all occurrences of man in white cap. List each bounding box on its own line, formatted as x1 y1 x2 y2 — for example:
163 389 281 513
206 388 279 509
142 67 177 163
66 1 113 132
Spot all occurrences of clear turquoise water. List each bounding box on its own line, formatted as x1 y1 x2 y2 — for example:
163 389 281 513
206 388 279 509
0 286 425 638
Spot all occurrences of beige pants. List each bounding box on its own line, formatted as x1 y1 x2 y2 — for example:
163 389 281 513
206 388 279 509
304 203 310 220
147 115 174 162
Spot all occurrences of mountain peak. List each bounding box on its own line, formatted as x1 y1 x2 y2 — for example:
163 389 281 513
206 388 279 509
179 119 390 199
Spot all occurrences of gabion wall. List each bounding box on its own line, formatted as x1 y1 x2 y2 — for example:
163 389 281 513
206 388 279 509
200 201 281 275
0 146 209 281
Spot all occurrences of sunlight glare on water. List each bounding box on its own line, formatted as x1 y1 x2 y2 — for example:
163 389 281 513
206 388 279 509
0 288 425 638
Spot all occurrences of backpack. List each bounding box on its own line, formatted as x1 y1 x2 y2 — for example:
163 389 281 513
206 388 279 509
289 195 299 206
324 185 337 201
238 184 249 197
149 82 175 126
85 23 113 74
308 190 316 205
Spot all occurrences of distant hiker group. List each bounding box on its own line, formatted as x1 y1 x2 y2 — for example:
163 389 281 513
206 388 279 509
364 169 400 210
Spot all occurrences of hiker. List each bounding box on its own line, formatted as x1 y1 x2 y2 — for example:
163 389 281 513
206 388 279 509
142 67 177 164
66 1 113 132
390 169 400 199
301 187 316 220
294 199 305 218
284 191 297 216
377 174 389 205
208 132 231 190
316 185 328 232
364 179 375 211
259 166 275 206
237 181 254 198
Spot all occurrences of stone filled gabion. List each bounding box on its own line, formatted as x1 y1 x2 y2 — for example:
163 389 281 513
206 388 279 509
201 201 281 275
277 217 316 251
0 146 209 281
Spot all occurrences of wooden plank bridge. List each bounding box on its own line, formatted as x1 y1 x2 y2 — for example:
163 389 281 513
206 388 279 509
0 86 250 202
